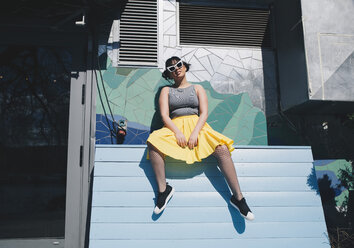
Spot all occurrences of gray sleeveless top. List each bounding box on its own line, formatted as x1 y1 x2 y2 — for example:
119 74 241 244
169 85 199 119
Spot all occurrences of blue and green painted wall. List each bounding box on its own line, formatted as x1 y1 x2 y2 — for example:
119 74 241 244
96 59 267 145
314 160 352 210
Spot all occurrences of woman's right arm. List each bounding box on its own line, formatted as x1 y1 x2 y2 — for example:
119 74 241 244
159 87 187 148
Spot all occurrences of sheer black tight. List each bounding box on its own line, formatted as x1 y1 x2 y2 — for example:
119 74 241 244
148 143 243 200
212 145 243 200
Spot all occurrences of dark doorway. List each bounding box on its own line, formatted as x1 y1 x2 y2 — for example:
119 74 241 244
0 46 71 238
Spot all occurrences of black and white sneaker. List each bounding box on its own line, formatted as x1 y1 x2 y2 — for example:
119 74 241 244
153 184 175 214
230 196 255 221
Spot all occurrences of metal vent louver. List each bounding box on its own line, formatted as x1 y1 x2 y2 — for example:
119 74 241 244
119 0 158 66
179 4 272 48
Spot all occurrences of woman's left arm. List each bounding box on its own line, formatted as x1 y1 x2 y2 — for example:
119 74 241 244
187 84 208 149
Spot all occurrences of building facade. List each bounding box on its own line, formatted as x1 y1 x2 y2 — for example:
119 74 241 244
1 0 353 247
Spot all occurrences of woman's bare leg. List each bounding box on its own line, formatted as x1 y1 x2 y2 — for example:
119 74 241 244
213 145 243 200
148 143 167 192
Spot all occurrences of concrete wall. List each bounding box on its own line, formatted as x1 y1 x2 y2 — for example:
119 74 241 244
274 0 309 111
301 0 354 101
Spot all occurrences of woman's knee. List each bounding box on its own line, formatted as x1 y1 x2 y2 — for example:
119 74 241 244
148 142 164 157
212 145 231 160
214 144 229 154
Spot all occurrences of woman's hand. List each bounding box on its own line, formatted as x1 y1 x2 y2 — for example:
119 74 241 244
188 131 198 149
175 131 187 148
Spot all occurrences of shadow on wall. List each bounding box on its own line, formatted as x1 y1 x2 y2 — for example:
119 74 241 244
307 165 350 227
150 86 165 133
313 172 354 248
307 163 354 248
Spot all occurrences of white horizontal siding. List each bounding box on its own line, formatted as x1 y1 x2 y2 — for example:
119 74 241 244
92 176 314 192
91 206 325 223
89 145 329 248
91 191 322 207
90 238 329 248
90 222 326 239
94 145 314 163
94 162 314 177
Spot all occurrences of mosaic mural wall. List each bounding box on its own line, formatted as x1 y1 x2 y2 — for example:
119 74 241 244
161 0 273 113
96 0 271 145
96 58 267 145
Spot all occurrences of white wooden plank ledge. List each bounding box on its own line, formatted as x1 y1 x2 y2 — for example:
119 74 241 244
89 145 330 248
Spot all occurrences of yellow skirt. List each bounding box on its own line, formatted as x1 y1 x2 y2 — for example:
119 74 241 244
146 115 234 164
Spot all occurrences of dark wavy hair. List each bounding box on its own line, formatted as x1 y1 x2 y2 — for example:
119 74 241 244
162 56 191 81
